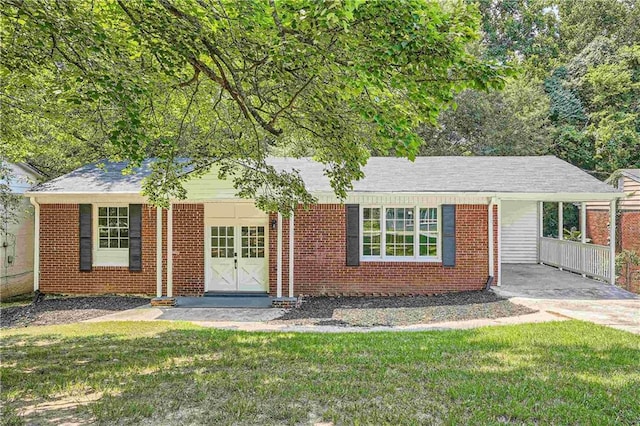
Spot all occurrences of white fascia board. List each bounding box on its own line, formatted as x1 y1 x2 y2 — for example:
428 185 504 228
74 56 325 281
25 192 148 204
312 191 623 203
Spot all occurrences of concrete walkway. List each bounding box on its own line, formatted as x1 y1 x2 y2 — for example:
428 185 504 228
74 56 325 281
85 264 639 334
85 305 565 333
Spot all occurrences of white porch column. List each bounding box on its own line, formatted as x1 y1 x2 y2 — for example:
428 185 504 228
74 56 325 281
558 202 563 240
29 198 40 292
558 201 563 270
580 202 587 277
276 212 283 298
166 203 173 298
488 200 494 278
496 199 502 286
609 199 616 285
289 210 294 298
156 206 163 298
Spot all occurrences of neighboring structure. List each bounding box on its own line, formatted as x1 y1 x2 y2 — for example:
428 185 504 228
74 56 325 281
586 169 640 293
1 162 42 299
25 156 623 302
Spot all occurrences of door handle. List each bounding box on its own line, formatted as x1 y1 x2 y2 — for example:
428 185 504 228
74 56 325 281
234 258 237 269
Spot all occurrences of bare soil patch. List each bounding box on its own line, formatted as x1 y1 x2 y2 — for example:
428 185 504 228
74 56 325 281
1 294 150 328
272 290 537 326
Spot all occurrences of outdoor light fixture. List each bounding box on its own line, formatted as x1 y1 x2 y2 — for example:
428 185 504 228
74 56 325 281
271 219 277 230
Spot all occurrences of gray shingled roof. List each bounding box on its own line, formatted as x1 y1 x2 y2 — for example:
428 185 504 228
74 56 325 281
28 156 620 195
619 169 640 183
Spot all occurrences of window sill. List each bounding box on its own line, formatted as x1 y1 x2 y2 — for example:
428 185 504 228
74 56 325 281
361 257 441 264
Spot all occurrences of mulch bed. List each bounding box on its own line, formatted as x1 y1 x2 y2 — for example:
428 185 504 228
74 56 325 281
272 291 537 327
1 295 150 329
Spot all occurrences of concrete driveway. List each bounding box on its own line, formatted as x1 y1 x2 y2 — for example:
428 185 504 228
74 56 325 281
494 264 639 334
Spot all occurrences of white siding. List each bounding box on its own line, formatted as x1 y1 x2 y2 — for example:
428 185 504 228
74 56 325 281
501 200 538 264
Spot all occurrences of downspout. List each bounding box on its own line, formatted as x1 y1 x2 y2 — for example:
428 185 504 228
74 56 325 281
29 197 40 292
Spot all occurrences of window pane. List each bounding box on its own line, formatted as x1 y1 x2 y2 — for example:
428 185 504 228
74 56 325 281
227 248 234 258
109 217 118 227
120 229 128 238
227 227 234 236
211 227 218 237
109 239 119 248
109 207 117 216
120 239 129 248
362 208 382 257
119 207 128 216
98 207 107 216
99 218 107 227
242 248 249 258
99 239 108 248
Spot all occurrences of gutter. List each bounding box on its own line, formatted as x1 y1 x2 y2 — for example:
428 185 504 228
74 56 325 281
29 197 40 292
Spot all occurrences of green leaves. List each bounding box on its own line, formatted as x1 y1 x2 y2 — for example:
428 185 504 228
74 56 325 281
2 0 508 212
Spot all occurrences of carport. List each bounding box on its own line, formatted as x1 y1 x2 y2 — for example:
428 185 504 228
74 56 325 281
496 264 638 300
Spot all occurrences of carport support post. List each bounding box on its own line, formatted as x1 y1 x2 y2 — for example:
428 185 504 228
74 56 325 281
580 202 586 277
609 199 616 285
488 200 494 279
558 202 563 271
558 202 563 240
538 201 543 263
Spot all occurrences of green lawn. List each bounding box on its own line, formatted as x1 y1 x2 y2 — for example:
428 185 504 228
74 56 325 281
1 321 638 425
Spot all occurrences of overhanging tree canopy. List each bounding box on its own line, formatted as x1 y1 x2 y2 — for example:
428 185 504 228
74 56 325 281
1 0 508 211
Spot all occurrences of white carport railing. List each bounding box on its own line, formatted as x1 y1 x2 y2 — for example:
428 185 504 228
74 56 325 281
539 237 611 281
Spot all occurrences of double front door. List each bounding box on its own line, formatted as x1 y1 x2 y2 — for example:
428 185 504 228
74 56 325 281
206 224 268 292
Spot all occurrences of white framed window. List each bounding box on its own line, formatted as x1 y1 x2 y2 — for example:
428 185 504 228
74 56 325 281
94 204 129 266
361 205 440 262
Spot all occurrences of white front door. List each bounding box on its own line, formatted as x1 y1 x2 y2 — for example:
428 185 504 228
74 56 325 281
206 224 268 292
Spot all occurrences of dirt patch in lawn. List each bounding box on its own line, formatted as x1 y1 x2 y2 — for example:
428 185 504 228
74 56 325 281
272 291 537 327
0 294 150 328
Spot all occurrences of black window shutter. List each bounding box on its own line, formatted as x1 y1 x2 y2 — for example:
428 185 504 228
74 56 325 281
129 204 142 272
346 204 360 266
442 204 456 267
79 204 92 271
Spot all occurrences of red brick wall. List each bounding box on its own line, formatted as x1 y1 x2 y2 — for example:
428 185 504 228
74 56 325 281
586 210 609 246
620 211 640 252
619 211 640 294
269 204 493 296
40 204 159 295
172 204 205 295
39 203 204 296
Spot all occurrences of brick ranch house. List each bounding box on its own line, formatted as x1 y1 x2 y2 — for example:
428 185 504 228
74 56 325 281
586 169 640 293
25 156 624 302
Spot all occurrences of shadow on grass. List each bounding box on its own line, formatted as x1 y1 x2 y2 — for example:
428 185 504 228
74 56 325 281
1 321 638 425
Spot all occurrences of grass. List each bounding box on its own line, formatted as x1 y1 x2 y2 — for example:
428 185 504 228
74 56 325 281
0 293 34 309
1 321 638 425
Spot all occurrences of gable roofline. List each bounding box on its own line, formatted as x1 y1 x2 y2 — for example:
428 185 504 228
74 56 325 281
608 169 640 184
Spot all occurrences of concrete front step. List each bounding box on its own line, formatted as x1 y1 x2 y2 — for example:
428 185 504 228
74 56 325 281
177 296 273 308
